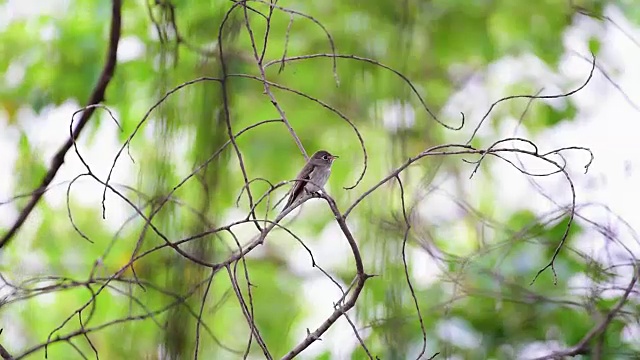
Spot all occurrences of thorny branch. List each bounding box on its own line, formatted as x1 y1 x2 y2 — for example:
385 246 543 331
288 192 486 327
2 1 639 360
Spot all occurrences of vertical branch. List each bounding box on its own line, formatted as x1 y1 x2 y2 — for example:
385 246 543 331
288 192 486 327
226 266 272 359
259 0 279 63
241 2 309 160
282 195 370 359
217 3 263 231
395 175 430 359
193 269 215 360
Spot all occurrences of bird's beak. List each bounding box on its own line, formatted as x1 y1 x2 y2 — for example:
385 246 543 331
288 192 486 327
331 155 339 160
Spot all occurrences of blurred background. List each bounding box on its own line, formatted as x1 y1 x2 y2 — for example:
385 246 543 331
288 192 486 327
1 0 640 359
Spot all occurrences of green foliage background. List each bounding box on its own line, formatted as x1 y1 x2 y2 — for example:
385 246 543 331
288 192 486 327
1 0 639 359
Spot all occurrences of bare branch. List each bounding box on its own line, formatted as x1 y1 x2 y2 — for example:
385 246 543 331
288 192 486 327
0 0 123 249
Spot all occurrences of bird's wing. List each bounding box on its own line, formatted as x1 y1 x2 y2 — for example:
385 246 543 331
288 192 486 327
284 164 313 209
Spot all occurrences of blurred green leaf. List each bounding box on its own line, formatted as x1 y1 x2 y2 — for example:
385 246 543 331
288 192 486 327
588 36 602 55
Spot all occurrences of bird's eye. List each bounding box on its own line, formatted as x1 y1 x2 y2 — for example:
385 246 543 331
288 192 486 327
322 155 329 160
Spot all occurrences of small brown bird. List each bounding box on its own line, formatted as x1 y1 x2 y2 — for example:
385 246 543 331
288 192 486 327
283 150 338 210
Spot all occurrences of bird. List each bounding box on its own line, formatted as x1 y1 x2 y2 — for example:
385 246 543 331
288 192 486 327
283 150 338 211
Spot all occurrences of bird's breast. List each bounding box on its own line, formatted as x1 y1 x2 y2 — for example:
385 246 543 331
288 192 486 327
305 167 331 192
